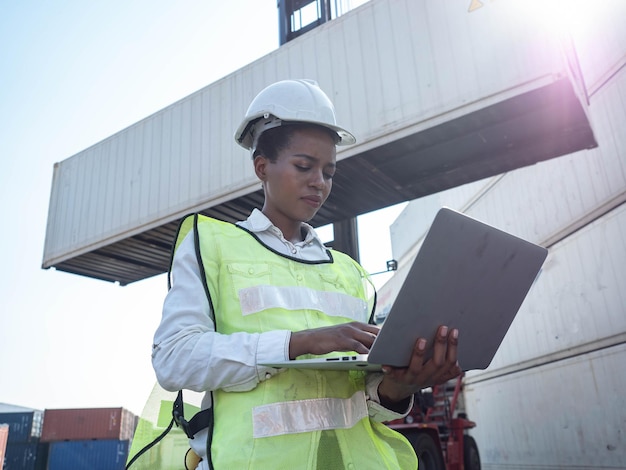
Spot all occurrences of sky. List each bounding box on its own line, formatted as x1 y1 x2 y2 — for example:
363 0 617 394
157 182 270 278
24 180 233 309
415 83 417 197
0 0 402 416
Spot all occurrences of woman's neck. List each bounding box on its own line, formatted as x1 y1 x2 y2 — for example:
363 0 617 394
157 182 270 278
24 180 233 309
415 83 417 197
283 224 306 244
262 209 304 243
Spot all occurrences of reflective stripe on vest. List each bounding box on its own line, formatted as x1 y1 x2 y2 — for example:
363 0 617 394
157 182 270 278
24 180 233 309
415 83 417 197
239 284 369 319
252 391 368 438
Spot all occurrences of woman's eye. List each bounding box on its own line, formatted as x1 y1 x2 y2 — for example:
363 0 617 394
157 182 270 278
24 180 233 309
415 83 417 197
294 163 334 179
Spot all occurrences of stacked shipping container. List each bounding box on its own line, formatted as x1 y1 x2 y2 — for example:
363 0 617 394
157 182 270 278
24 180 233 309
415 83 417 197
41 407 135 442
47 440 130 470
40 407 136 470
0 408 46 470
377 1 626 467
0 406 137 469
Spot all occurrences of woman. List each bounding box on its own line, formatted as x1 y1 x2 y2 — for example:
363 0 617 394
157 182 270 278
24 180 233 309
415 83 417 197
152 79 461 469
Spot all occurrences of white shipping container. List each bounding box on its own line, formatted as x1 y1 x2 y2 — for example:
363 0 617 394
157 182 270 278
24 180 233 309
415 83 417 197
380 140 626 468
465 343 626 469
377 3 626 463
42 0 594 284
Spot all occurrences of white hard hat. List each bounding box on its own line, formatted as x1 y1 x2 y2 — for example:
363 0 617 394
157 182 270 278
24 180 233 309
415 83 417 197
234 79 356 150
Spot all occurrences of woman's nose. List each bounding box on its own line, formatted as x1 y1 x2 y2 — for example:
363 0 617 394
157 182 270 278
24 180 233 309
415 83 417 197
309 170 325 188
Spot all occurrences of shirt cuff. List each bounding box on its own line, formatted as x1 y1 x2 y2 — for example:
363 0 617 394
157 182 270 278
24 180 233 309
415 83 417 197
365 373 414 422
255 330 291 382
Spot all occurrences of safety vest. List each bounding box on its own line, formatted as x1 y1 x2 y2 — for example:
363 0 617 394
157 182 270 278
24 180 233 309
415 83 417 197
177 214 417 470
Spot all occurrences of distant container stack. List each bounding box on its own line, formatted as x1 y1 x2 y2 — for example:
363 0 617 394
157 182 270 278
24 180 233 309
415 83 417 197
47 439 130 470
41 407 136 470
0 407 46 470
41 407 135 442
0 409 42 444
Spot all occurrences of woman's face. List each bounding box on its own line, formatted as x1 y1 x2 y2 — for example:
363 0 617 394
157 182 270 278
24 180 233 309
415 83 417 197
254 126 337 238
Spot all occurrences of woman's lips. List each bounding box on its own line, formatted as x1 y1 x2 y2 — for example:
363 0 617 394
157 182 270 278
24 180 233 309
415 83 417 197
302 195 322 207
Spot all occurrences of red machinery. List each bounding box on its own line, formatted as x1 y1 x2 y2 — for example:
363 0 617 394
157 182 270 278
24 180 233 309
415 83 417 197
386 375 481 470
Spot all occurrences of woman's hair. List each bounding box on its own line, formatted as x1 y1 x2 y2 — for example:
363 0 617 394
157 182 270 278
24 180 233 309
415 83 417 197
252 123 339 161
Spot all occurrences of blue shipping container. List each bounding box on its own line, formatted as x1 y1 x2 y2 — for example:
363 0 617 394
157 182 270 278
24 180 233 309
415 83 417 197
0 411 42 443
3 442 47 470
47 439 129 470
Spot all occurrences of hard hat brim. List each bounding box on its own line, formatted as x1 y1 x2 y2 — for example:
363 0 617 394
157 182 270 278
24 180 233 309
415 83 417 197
234 114 356 150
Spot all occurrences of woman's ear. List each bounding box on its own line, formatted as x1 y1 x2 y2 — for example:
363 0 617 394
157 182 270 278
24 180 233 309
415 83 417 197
254 155 269 181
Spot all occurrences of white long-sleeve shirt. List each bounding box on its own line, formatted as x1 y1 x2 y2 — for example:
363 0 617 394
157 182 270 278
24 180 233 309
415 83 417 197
151 210 411 465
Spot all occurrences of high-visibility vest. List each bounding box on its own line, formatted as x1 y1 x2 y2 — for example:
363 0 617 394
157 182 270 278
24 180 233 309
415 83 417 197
177 214 417 469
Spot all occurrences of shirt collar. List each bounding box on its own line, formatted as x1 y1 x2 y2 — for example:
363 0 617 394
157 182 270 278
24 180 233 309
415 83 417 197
243 209 325 248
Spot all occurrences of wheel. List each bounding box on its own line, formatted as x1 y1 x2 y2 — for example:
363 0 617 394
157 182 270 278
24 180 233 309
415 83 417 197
463 435 481 470
405 431 446 470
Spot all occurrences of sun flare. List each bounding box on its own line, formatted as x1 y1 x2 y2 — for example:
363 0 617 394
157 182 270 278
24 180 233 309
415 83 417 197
521 0 612 39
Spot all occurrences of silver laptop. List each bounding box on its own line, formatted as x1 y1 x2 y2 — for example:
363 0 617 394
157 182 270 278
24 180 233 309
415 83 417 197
261 207 548 372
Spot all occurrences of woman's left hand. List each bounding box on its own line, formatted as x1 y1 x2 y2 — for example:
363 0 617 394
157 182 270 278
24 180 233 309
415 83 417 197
377 325 461 407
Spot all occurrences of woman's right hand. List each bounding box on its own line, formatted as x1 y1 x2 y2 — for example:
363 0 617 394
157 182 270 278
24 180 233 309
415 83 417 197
289 322 380 359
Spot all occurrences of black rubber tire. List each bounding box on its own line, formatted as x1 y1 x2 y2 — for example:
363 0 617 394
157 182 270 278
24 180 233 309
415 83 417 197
463 435 481 470
405 431 446 470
